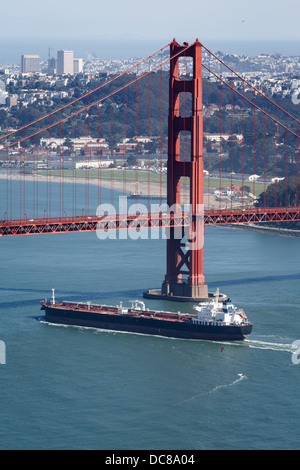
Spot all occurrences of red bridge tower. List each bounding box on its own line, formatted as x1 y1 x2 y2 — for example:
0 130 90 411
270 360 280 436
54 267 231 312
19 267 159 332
145 39 209 301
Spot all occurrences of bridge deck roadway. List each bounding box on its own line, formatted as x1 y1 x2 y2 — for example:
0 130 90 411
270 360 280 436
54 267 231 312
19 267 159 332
0 207 299 237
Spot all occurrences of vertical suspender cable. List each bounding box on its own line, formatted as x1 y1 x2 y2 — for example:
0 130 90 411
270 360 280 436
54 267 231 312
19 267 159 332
230 87 233 211
135 65 139 200
264 98 267 208
219 63 222 209
285 117 289 206
252 94 256 206
72 112 76 217
59 120 62 217
274 112 278 207
111 79 115 206
242 83 245 208
148 59 151 207
159 53 163 203
87 96 90 215
49 115 52 218
123 73 127 198
297 123 299 206
98 89 103 208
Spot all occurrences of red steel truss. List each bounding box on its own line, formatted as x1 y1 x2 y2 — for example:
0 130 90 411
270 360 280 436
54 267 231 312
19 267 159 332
1 206 299 237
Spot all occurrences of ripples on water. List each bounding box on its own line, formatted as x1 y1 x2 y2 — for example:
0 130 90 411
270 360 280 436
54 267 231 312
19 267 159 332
0 183 299 450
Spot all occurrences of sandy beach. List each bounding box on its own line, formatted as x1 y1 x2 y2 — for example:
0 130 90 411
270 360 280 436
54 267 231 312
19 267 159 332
0 172 240 209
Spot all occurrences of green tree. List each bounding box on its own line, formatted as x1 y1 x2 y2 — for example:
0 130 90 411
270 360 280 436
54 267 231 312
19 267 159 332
257 176 299 207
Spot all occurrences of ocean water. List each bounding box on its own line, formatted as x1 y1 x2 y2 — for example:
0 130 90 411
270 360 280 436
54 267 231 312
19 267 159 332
1 38 300 64
0 181 300 450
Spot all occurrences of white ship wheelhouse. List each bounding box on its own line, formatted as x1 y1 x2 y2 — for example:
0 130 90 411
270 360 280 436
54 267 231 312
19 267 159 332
192 296 248 326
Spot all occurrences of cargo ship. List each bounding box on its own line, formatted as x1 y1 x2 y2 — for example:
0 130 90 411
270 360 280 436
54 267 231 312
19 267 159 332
40 290 252 341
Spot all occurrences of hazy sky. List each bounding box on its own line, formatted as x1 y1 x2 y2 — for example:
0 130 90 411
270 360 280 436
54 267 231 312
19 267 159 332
1 0 300 44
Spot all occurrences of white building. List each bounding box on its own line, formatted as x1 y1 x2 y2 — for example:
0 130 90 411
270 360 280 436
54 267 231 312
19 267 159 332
76 160 113 169
133 136 152 143
40 136 109 151
21 55 40 73
73 58 84 74
271 177 285 184
57 50 74 75
0 80 8 105
248 174 261 182
203 133 243 142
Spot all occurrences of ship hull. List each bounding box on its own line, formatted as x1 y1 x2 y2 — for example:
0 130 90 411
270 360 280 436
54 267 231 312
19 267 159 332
41 304 252 341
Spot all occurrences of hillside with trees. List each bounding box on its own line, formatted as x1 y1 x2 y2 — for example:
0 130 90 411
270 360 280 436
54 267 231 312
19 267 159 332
1 71 299 180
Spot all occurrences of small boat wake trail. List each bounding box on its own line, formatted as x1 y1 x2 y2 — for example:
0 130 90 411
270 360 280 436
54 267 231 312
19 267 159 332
180 373 247 404
245 339 293 353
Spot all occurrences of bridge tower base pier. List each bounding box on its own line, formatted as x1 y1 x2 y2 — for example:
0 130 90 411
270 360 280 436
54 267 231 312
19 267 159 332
143 285 228 303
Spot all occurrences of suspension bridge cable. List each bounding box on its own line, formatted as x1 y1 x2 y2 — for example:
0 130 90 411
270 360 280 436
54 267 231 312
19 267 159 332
201 43 300 125
1 42 195 152
201 63 300 140
0 42 174 143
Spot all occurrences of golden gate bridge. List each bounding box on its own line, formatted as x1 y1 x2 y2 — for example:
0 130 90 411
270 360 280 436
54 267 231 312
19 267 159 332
0 39 299 300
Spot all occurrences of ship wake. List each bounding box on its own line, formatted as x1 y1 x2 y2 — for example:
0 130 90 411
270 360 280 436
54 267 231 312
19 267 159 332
245 339 293 353
181 373 247 403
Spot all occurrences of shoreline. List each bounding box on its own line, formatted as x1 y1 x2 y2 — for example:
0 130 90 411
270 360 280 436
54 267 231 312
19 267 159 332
225 223 300 237
0 172 164 195
0 173 235 209
0 173 298 234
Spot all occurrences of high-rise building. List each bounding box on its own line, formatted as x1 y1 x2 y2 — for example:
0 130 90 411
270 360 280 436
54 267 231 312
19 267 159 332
0 80 8 105
73 58 84 74
21 55 40 73
6 95 18 108
57 50 74 75
47 57 57 75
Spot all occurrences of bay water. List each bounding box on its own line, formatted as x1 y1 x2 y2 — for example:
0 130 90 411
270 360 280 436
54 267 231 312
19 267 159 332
0 180 300 450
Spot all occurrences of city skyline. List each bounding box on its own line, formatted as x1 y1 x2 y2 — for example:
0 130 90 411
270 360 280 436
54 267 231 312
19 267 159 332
0 37 299 67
